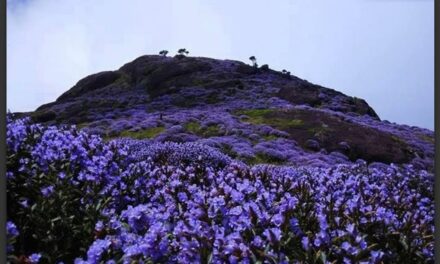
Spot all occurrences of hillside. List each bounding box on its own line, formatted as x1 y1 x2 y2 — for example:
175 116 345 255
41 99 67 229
7 54 434 263
22 54 433 170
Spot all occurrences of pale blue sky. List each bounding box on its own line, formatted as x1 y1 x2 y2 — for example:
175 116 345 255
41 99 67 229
7 0 434 129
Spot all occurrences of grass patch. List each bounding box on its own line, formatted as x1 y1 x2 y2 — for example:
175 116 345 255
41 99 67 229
236 109 303 129
417 133 435 144
307 125 332 142
262 135 279 141
184 122 202 134
219 144 238 158
76 122 89 130
114 73 131 86
204 125 221 137
391 135 407 145
184 121 222 137
206 93 220 104
172 97 198 108
246 153 286 166
236 109 273 120
119 127 165 139
192 79 206 86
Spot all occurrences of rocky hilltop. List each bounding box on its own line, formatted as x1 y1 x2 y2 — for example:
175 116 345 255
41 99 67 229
24 55 434 170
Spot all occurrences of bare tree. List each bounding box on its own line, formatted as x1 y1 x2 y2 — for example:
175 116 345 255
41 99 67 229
249 56 258 67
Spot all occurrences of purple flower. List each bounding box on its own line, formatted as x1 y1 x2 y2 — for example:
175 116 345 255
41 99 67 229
318 214 329 230
86 239 111 263
289 217 303 235
229 206 243 216
177 192 188 202
301 236 310 251
6 171 14 179
95 221 104 232
271 213 284 227
20 199 29 208
252 235 264 248
346 223 355 235
29 253 42 263
58 172 66 179
341 241 351 251
370 250 384 261
5 116 435 262
41 186 55 197
263 228 282 243
6 221 19 237
123 244 146 258
230 190 244 203
314 230 329 247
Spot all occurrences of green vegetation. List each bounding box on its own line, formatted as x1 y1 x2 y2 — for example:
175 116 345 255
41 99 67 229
219 144 238 159
204 125 221 137
236 109 303 129
237 108 272 118
172 97 197 108
119 127 165 139
391 135 407 146
184 121 222 137
192 79 210 86
206 93 220 104
246 153 286 166
308 125 331 142
184 121 202 134
114 73 131 86
417 133 435 144
262 134 279 141
76 122 89 130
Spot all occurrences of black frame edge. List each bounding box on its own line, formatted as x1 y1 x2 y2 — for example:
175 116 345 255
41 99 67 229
0 0 6 262
435 0 439 261
0 1 436 263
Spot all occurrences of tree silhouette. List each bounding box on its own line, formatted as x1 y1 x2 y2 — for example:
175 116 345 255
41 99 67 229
178 49 189 56
249 56 258 67
159 50 168 57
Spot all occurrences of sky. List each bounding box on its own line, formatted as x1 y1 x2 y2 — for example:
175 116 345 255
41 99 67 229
7 0 434 129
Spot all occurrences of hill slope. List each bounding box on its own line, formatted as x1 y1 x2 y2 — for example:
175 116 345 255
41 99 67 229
23 55 434 170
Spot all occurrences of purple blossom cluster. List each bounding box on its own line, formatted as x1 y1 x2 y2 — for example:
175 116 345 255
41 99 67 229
56 67 431 169
7 117 434 263
7 221 41 263
6 221 19 253
75 162 433 264
80 102 434 171
114 138 232 168
7 117 129 263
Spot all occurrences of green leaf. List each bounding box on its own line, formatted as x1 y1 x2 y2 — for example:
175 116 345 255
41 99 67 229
51 216 62 223
319 252 327 263
399 235 409 251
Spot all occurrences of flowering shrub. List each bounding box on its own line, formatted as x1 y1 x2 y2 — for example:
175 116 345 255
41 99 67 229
74 163 433 264
114 138 232 168
7 117 434 263
7 117 128 263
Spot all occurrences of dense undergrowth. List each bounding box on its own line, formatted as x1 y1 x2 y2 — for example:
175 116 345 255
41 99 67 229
6 117 434 263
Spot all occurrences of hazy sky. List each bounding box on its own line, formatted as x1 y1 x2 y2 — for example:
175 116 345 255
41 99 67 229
7 0 434 129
